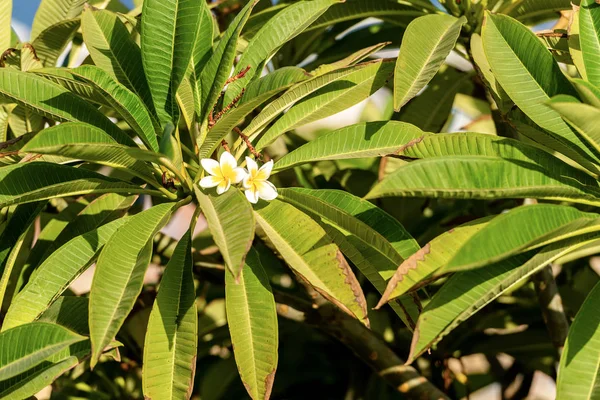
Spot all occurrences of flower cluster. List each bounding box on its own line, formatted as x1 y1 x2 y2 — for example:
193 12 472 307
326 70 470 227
199 152 277 204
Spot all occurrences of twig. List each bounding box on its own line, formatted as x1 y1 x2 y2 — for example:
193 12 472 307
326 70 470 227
220 139 230 153
234 127 262 160
532 265 569 356
225 65 251 86
0 48 17 67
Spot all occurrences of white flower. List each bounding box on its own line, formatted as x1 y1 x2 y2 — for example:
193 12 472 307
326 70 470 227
199 151 246 195
242 157 278 204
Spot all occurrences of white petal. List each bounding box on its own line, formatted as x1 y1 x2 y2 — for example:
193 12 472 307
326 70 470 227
256 160 273 181
201 158 221 176
245 188 259 204
231 167 246 184
220 151 238 170
245 156 259 175
216 179 231 195
256 180 277 201
242 174 252 189
199 175 222 189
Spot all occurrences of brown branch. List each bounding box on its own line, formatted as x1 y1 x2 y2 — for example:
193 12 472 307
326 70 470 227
234 127 263 160
276 291 450 400
532 265 569 356
220 139 230 153
225 65 251 86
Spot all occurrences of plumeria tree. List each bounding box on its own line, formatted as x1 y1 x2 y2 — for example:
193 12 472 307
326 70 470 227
1 0 600 399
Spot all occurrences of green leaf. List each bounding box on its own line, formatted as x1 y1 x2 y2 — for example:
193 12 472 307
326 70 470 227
0 0 11 51
81 7 155 115
558 279 600 399
394 66 470 132
0 322 85 380
408 235 597 363
89 202 177 367
31 18 80 67
195 188 254 278
481 13 598 172
141 0 201 125
274 121 424 171
21 123 158 185
226 248 278 400
548 97 600 154
0 356 78 400
199 0 255 123
579 0 600 87
224 0 338 104
377 216 494 307
571 78 600 108
3 218 127 331
189 0 214 117
71 65 160 151
393 14 466 110
0 68 134 146
307 0 428 32
0 162 151 208
31 0 85 41
256 59 394 151
502 0 574 23
366 133 600 205
446 204 600 272
242 63 374 142
254 199 368 324
38 296 90 335
33 67 109 107
143 230 197 400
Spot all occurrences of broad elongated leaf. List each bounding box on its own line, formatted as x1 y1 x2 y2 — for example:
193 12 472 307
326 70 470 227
195 188 254 278
482 13 598 172
446 204 600 271
572 78 600 108
143 230 197 400
579 0 600 87
31 18 80 67
254 199 368 324
21 123 157 182
548 98 600 154
0 322 85 380
256 59 394 151
0 202 45 277
0 0 11 51
38 296 89 334
0 69 134 146
71 66 160 151
558 278 600 399
226 248 278 400
189 0 214 116
141 0 201 125
0 356 78 400
274 121 424 171
394 14 466 110
31 0 85 40
503 0 580 23
0 162 151 208
81 7 155 115
408 235 597 363
377 216 494 307
3 218 127 331
200 0 255 123
243 64 375 141
33 67 109 107
366 133 600 204
224 0 338 104
89 203 178 367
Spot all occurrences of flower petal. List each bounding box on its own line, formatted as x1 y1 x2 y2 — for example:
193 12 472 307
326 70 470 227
245 188 259 204
231 167 246 184
201 158 221 177
245 156 259 176
199 175 222 189
216 178 231 195
220 151 238 170
256 160 273 181
242 174 252 189
256 180 278 201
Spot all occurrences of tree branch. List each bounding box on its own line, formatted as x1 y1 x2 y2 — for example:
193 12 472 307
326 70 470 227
532 264 569 356
275 292 450 400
